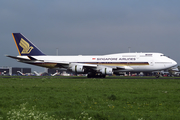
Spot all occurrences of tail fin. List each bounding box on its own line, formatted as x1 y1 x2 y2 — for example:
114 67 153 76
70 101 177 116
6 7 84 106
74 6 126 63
12 33 45 56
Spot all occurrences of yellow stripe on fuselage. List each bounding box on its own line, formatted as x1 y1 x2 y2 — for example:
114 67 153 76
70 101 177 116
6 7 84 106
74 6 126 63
33 63 58 68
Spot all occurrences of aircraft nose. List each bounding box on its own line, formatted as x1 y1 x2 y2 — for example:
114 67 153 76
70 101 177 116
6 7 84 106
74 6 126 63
172 60 177 67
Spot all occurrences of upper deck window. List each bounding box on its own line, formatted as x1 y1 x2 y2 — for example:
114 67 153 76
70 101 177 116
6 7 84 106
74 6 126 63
145 54 152 56
140 54 153 57
160 54 170 58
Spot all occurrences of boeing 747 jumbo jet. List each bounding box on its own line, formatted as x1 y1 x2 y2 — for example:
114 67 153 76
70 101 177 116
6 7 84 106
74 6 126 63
7 33 177 78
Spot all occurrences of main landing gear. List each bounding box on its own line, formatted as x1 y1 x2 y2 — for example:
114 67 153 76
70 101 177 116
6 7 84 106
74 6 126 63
87 73 106 78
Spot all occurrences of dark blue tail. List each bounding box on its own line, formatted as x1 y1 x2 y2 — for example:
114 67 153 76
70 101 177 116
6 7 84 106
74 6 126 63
12 33 45 56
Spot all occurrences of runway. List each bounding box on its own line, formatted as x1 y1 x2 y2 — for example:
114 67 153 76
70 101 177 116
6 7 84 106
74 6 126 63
1 76 180 80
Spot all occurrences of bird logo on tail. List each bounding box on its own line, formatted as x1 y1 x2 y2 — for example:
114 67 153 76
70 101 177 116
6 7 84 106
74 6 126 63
19 38 34 54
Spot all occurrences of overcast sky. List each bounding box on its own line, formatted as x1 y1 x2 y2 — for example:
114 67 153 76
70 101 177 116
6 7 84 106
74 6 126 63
1 0 180 72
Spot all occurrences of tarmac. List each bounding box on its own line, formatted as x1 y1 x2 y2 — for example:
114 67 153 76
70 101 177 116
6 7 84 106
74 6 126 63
1 76 180 79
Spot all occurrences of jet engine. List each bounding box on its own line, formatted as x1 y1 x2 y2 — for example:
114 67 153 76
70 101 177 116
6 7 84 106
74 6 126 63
100 68 113 75
71 65 84 73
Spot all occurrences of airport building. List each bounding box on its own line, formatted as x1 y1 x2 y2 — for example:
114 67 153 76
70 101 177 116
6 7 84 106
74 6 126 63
0 67 31 76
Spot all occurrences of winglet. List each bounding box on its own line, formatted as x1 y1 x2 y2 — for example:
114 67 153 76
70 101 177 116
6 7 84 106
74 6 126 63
12 33 45 56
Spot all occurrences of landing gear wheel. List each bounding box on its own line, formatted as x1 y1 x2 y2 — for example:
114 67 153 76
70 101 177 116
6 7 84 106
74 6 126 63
87 73 106 78
87 74 91 78
87 73 95 78
102 75 106 78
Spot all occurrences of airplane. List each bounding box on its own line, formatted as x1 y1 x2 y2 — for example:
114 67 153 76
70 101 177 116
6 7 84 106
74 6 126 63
33 71 42 76
33 71 50 76
51 71 60 76
7 33 177 78
61 71 70 76
17 71 25 76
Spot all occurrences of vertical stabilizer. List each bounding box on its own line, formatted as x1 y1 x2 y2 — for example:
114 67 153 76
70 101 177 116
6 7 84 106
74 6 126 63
12 33 45 56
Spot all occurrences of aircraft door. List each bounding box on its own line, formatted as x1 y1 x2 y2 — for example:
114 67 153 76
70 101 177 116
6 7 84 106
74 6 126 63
136 53 140 59
149 60 154 66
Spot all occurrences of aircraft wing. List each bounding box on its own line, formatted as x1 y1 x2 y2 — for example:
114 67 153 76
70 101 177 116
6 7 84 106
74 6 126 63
48 61 98 69
81 64 132 70
114 66 134 70
55 62 133 72
6 55 133 71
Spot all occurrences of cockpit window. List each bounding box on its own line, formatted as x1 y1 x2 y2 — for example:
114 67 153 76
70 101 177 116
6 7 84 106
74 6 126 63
160 54 170 58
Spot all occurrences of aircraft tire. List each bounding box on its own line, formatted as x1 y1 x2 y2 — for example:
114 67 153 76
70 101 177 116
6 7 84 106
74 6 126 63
102 75 106 78
87 74 92 78
87 74 106 78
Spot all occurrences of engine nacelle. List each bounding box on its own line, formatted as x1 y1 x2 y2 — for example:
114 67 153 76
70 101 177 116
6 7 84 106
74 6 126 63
71 65 84 73
100 68 113 75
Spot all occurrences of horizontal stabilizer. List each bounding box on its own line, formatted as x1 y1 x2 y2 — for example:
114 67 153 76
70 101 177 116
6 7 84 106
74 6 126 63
6 55 31 61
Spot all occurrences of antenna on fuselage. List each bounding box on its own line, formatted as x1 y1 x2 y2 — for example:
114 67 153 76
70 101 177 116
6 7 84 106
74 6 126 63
128 47 131 53
56 48 59 56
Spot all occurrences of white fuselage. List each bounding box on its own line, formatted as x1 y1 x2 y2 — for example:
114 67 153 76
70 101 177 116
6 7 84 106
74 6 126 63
18 52 177 72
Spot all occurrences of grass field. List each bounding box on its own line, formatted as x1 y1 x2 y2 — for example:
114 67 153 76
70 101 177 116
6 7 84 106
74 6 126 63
0 76 180 120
